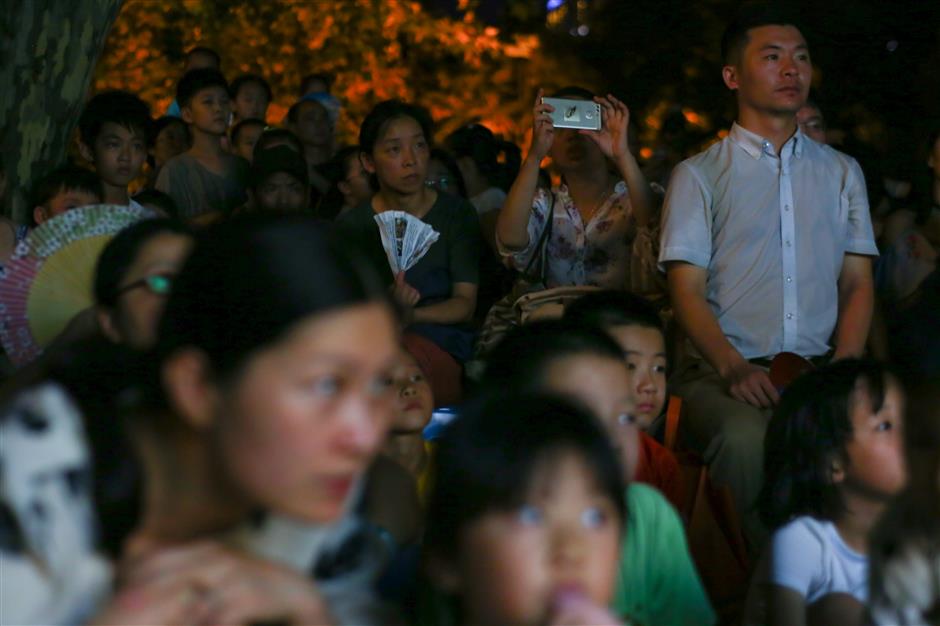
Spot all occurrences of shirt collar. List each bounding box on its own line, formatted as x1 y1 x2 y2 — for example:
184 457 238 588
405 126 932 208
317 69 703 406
729 122 804 160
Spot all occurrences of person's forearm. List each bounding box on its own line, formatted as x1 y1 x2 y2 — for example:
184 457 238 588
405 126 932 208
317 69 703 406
413 295 475 325
670 278 744 376
496 157 541 250
833 276 874 360
614 152 655 228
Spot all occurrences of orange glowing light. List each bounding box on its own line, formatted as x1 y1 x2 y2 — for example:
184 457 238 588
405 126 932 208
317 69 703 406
640 147 653 159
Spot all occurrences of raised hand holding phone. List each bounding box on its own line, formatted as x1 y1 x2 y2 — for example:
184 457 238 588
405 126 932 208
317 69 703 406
580 94 631 166
531 88 556 162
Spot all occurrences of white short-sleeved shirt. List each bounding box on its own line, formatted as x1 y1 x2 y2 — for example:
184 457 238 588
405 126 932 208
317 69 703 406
659 124 879 359
745 515 868 624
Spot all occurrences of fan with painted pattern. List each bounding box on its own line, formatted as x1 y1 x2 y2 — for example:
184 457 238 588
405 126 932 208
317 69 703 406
0 204 153 367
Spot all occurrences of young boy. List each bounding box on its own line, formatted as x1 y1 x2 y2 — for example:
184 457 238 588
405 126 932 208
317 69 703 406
229 74 271 124
230 118 266 163
155 69 249 220
77 90 151 208
30 165 103 227
165 46 221 118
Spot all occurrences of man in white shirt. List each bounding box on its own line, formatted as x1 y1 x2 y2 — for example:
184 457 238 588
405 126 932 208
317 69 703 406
659 4 877 546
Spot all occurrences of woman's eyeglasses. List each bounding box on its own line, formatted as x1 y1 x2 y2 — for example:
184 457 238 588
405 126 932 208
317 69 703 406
116 274 175 297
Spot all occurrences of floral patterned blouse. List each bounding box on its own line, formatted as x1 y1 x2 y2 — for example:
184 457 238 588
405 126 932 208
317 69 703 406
497 182 660 294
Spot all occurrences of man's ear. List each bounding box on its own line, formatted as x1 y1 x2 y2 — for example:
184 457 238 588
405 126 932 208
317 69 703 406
425 553 462 594
77 140 96 164
337 179 351 196
360 152 376 175
722 64 740 91
161 348 219 431
33 206 48 226
180 104 194 125
96 307 122 344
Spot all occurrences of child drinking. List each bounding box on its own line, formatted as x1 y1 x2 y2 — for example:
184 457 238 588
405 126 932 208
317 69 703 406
422 393 626 626
745 359 907 626
481 320 715 625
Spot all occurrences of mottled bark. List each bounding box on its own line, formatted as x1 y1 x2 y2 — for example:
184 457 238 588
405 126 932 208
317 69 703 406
0 0 123 222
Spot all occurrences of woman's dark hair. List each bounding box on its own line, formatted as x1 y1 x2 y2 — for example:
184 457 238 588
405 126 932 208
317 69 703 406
482 320 625 392
424 392 626 560
428 148 468 198
253 128 305 160
94 218 192 309
359 99 434 157
151 213 390 396
564 290 663 332
757 359 891 530
445 124 520 192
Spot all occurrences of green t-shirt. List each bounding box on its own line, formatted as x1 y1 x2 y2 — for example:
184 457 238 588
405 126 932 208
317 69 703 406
615 483 716 626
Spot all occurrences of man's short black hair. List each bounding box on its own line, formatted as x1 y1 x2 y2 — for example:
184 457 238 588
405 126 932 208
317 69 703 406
186 46 221 68
230 74 272 103
720 2 804 65
78 90 152 146
176 68 229 109
29 165 103 225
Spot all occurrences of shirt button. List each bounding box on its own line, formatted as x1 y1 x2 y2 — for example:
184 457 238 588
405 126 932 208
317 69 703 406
786 276 792 282
784 205 790 211
786 239 792 247
786 313 793 320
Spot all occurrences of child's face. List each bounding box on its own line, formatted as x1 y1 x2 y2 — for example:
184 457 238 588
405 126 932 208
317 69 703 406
234 82 269 122
183 86 231 136
542 354 639 481
153 122 188 168
88 122 147 188
841 378 907 499
451 452 622 626
390 352 433 433
294 101 332 148
234 125 264 162
607 324 667 430
35 188 100 224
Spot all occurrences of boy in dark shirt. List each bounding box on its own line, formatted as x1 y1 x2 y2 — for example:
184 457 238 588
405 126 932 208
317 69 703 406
77 90 151 208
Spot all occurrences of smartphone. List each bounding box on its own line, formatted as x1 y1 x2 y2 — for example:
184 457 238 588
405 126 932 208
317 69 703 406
541 97 601 131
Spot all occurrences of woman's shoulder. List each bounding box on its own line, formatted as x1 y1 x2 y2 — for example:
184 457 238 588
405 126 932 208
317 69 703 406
771 516 834 552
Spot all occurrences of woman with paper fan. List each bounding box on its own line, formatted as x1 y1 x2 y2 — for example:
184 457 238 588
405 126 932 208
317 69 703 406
338 100 481 404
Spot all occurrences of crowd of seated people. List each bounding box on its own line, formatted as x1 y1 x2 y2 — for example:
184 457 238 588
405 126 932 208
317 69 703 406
0 3 938 625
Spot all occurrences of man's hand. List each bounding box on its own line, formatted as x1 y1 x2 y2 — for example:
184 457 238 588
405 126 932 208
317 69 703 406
722 357 780 408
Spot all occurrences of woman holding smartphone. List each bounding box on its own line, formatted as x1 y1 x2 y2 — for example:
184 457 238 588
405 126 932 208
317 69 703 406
496 87 657 293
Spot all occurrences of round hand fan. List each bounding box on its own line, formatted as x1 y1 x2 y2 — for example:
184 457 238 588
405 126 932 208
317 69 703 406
0 204 154 367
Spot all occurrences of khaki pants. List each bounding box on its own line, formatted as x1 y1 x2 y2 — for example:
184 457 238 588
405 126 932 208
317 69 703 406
670 357 771 550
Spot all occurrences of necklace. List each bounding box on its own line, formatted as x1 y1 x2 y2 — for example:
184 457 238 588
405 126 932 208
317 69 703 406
576 182 614 225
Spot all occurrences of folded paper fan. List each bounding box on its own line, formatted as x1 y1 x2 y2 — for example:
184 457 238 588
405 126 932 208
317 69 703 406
373 211 440 275
0 204 154 367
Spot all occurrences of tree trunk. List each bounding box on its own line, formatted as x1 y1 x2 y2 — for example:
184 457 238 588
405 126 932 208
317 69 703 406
0 0 124 222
